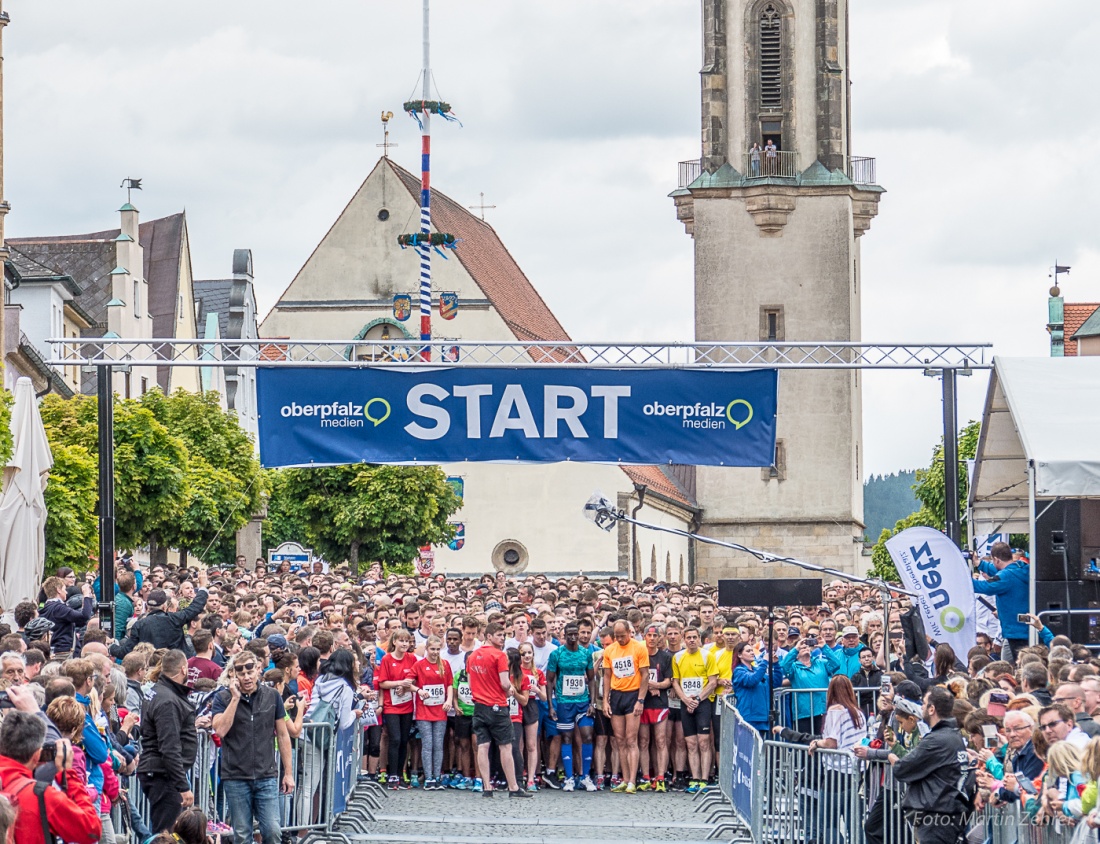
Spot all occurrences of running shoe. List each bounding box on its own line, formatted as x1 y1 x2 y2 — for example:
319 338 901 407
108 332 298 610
540 771 561 790
471 778 484 793
377 771 388 785
611 776 623 790
527 782 538 792
454 776 470 790
636 778 651 792
441 773 453 788
580 775 597 792
562 777 575 792
387 775 400 790
625 782 636 795
410 774 420 789
671 776 687 792
611 781 629 793
595 776 605 791
654 778 667 793
510 789 533 799
685 780 701 794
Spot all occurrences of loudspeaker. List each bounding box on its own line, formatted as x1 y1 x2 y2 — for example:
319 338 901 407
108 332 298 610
718 578 822 609
1034 580 1100 644
1035 500 1082 581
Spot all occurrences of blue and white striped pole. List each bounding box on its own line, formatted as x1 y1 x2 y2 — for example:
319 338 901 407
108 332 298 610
418 0 432 361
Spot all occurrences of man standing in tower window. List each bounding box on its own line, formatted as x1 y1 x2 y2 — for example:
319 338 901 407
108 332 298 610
750 142 762 176
764 139 778 175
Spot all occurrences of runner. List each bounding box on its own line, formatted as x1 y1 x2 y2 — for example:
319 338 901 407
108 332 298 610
664 619 689 790
546 622 597 792
601 620 649 794
413 635 454 790
467 622 532 798
672 627 717 793
639 622 673 792
376 629 418 789
518 642 545 791
450 654 476 789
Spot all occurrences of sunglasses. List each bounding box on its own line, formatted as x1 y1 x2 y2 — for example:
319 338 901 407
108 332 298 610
234 663 257 673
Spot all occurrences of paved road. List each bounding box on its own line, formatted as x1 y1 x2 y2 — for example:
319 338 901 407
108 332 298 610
343 782 721 844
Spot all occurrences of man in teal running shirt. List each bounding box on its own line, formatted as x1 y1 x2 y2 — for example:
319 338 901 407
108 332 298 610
546 622 597 792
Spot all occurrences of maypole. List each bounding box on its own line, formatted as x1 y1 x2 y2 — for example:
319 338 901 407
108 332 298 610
417 0 432 361
398 0 460 361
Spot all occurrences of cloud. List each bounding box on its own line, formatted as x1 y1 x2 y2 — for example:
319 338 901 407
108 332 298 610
5 0 1097 477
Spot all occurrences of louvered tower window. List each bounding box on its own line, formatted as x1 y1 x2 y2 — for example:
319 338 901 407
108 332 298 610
759 5 782 111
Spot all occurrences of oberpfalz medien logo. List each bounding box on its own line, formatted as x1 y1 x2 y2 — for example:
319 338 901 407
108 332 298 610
278 399 390 429
642 400 754 431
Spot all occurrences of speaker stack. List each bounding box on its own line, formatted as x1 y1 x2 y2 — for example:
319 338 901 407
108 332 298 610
1033 500 1100 644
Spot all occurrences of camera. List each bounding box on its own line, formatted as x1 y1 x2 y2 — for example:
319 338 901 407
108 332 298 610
805 637 818 649
0 692 12 710
41 741 56 759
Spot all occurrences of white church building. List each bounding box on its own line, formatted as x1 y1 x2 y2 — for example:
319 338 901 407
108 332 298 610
261 158 697 578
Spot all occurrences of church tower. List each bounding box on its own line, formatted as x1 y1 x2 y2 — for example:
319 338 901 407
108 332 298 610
673 0 883 579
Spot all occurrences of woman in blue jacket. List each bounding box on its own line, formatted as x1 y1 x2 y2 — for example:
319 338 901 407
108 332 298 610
731 641 784 733
780 637 840 734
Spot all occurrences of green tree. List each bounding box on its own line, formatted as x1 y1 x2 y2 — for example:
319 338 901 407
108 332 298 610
42 442 99 573
262 469 310 553
272 465 462 571
0 389 12 465
869 420 981 582
139 390 264 563
39 394 189 552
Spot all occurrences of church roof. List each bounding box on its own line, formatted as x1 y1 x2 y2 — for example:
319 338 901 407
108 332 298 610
1065 303 1100 356
386 159 571 343
9 212 188 335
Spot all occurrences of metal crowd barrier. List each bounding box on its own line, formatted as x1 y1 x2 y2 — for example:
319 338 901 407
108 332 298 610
112 720 380 843
772 686 880 730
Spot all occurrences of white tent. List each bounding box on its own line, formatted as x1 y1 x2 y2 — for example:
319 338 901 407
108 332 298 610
970 356 1100 616
0 377 54 608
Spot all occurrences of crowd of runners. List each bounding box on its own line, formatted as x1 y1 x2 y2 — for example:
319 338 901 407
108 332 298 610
8 541 1099 844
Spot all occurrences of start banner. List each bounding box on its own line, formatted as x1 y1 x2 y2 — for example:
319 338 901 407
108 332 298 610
256 366 778 468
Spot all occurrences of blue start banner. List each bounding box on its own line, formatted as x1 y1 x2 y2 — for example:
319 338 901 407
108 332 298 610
256 366 778 468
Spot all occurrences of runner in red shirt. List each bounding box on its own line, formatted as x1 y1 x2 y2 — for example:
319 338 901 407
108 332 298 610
466 623 532 798
376 630 418 788
413 636 454 790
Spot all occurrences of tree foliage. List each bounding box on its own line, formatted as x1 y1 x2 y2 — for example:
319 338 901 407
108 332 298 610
42 442 98 573
139 390 264 562
267 465 462 571
0 389 12 466
40 393 189 552
869 420 981 582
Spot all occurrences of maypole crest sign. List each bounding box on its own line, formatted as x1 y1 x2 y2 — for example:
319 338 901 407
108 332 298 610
256 367 778 468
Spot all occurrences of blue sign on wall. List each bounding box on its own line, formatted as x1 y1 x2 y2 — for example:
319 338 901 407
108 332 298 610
256 366 777 468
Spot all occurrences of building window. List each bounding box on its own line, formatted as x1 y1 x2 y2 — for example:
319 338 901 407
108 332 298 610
762 439 787 481
759 4 782 112
179 294 184 320
760 306 785 341
133 280 140 319
141 377 148 396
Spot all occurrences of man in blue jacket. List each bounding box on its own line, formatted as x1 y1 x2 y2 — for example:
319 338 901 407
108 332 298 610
973 541 1030 662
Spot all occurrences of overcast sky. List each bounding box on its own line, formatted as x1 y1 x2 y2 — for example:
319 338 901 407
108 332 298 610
6 1 1097 475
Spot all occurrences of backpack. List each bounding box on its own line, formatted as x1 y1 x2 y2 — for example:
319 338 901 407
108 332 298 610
304 698 337 752
2 774 55 844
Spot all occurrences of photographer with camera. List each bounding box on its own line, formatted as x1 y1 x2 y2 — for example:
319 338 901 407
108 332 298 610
0 711 101 844
110 569 209 658
779 633 841 735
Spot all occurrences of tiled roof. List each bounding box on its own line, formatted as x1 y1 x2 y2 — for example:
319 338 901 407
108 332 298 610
1066 304 1100 353
260 341 289 361
143 213 187 341
194 279 234 339
388 160 571 344
620 465 699 511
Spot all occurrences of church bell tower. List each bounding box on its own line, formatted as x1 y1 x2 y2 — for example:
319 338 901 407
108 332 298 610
673 0 883 580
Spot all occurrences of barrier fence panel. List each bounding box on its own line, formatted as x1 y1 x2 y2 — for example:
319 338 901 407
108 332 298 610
718 696 764 839
760 740 864 844
772 686 879 731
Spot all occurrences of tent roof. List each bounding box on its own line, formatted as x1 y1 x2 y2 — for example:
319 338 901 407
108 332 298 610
970 356 1100 534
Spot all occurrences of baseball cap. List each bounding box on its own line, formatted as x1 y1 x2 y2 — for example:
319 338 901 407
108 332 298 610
841 626 859 637
893 697 923 719
267 634 289 650
147 589 168 609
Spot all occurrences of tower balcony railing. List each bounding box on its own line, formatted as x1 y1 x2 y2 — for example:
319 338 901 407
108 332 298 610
744 149 799 179
678 159 702 189
677 152 877 188
846 156 877 186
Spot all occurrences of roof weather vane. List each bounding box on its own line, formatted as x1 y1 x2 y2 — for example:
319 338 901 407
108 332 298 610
468 192 496 221
377 112 398 158
120 178 143 205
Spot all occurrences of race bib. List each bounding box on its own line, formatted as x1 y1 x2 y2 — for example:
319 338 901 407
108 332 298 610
563 674 587 697
649 668 658 684
669 695 681 710
681 677 704 697
422 684 445 707
509 695 519 718
390 686 413 706
457 682 473 706
612 657 635 679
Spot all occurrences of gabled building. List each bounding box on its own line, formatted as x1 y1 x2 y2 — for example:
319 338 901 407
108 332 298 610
8 205 203 397
262 157 697 576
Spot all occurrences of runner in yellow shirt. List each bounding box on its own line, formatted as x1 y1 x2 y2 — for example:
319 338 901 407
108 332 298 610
672 628 717 793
